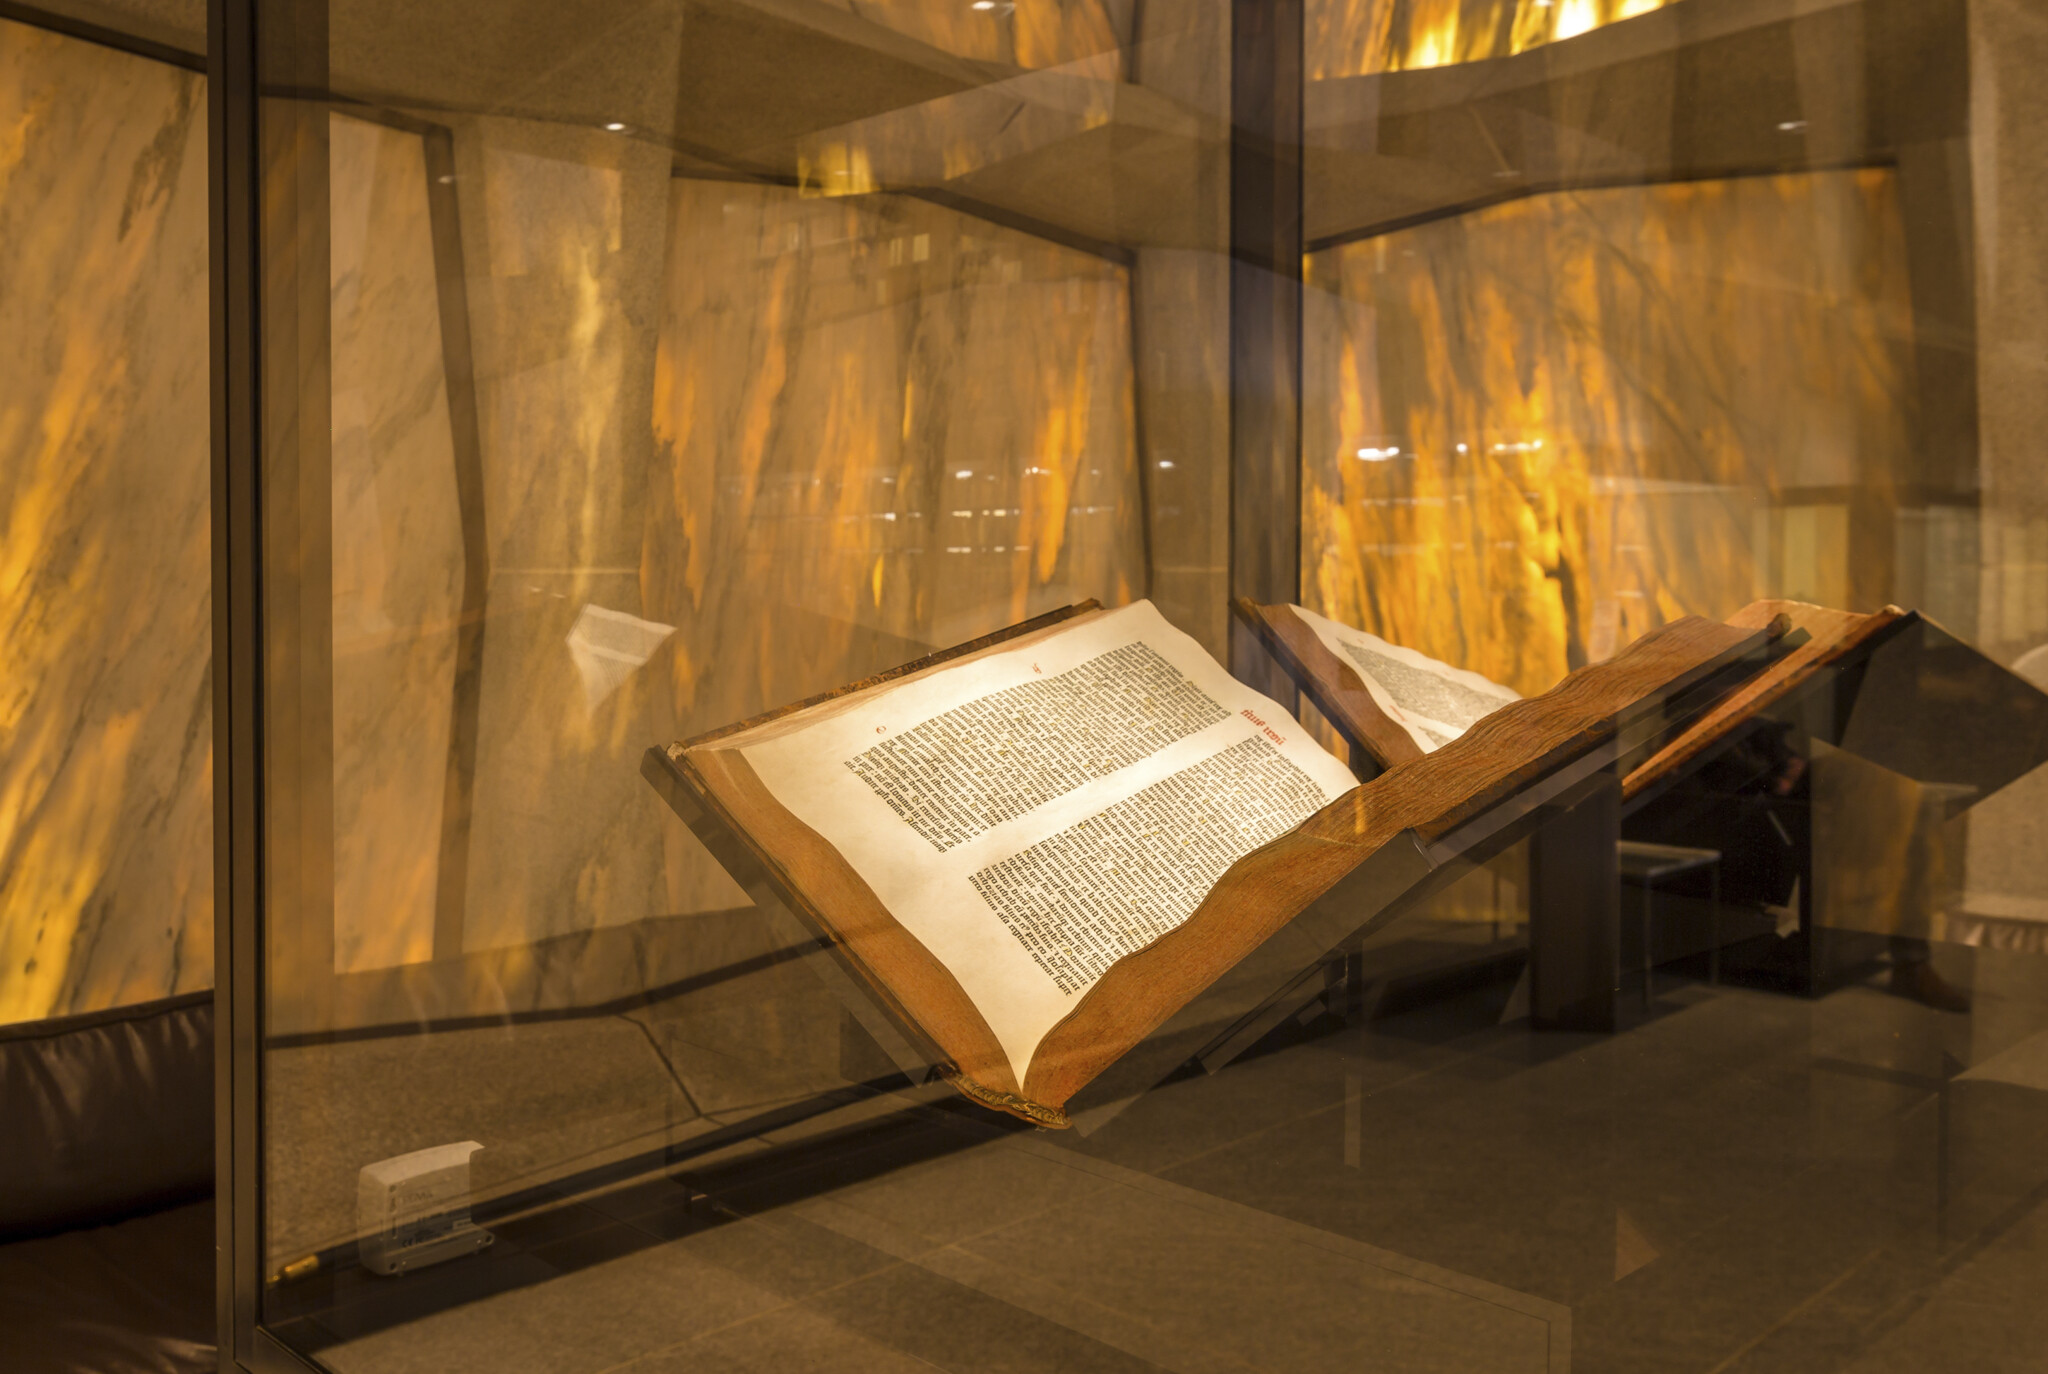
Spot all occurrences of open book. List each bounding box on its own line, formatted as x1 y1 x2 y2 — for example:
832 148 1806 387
1233 600 1521 771
647 598 1783 1126
655 602 1355 1126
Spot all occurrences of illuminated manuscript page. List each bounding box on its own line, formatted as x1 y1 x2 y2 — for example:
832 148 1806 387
1290 605 1521 753
742 601 1359 1083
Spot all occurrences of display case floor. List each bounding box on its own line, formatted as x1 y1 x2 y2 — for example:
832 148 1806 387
267 940 2048 1374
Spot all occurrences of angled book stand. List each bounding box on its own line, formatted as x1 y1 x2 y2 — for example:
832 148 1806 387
1620 602 2048 995
1246 598 2048 1011
644 604 1785 1125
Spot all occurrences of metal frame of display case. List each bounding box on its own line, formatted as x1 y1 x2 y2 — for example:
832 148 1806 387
1227 0 1305 696
210 0 268 1362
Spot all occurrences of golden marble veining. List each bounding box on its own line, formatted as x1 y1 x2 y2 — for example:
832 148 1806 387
1303 170 1915 694
1309 0 1676 78
443 116 706 960
643 176 1143 747
328 112 466 974
288 132 1144 986
0 23 210 1023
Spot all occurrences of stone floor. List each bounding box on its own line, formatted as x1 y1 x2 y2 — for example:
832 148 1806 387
261 936 2048 1373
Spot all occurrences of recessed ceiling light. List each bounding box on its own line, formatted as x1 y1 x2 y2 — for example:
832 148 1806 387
1776 119 1807 132
604 121 629 132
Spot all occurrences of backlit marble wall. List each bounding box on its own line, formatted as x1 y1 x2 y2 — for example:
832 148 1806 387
1303 169 1917 694
443 116 699 961
0 22 211 1024
269 109 1144 1007
640 179 1145 920
1308 0 1676 77
328 113 467 975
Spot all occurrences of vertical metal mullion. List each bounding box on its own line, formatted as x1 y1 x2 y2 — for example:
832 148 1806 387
1227 0 1305 697
209 0 263 1365
215 0 335 1362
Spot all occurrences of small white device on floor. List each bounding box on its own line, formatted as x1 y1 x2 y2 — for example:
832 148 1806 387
357 1140 494 1276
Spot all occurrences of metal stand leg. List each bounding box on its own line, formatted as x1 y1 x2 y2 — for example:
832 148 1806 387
1529 770 1624 1032
1641 884 1655 1011
1708 866 1722 986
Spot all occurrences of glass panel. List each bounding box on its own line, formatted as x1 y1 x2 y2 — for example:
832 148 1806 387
252 0 1243 1364
243 0 2048 1371
1300 2 2048 1372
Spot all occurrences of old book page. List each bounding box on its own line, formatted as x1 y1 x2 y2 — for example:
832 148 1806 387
738 601 1359 1085
1289 605 1521 754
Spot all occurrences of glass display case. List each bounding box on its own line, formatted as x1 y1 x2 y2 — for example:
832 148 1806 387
194 0 2048 1370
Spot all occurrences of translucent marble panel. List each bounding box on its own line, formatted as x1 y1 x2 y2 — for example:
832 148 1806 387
643 177 1145 723
299 140 1143 984
328 113 467 975
1309 0 1678 78
0 23 209 1022
449 119 693 958
1303 169 1915 694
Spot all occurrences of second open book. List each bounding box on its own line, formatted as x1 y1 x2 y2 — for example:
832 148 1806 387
657 599 1775 1127
1235 597 1910 794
